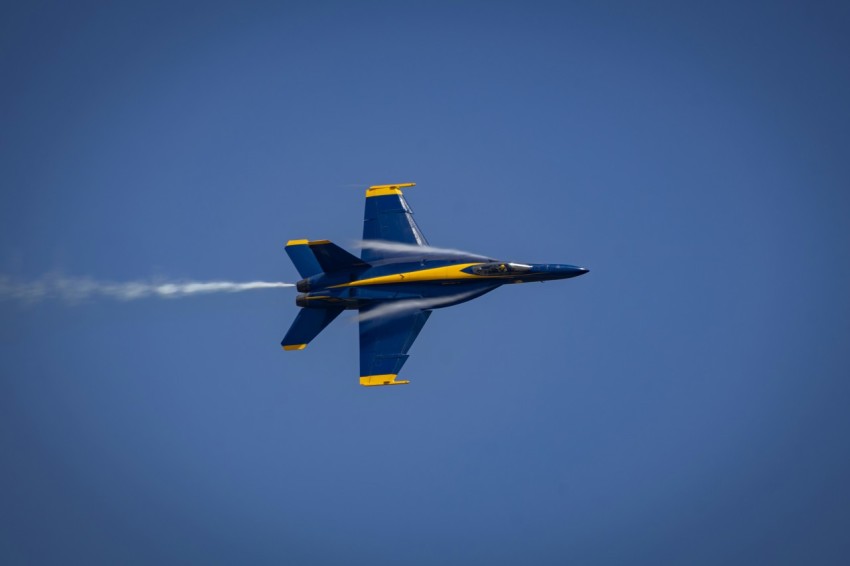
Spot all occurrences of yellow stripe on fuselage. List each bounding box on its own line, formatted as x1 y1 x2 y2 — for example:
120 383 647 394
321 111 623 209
330 263 514 288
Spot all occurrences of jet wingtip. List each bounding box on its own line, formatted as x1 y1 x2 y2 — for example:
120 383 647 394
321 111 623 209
360 374 410 386
365 183 416 197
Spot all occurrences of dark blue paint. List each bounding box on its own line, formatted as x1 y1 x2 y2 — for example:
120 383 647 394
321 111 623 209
360 309 431 377
282 195 588 378
362 193 429 262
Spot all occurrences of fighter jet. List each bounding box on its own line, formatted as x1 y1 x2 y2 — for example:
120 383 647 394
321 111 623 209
282 183 589 386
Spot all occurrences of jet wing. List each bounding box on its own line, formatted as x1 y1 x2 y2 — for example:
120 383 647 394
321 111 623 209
362 183 428 262
358 307 432 386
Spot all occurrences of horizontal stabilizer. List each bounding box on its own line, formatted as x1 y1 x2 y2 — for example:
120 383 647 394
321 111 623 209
285 239 369 277
286 240 324 278
282 307 344 350
308 240 370 273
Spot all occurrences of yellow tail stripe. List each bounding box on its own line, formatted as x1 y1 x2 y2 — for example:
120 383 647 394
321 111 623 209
286 239 333 247
365 182 416 197
360 374 410 386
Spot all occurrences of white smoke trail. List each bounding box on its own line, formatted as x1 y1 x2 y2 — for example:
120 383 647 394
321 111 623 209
357 290 482 323
355 240 492 260
0 274 294 304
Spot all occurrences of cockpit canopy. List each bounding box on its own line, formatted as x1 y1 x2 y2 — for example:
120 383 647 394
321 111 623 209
470 262 533 276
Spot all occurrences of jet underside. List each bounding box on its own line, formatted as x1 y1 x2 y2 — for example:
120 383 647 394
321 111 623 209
282 183 588 386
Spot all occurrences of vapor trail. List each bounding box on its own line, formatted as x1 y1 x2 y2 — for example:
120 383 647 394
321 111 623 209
0 274 294 303
357 290 482 323
355 240 492 260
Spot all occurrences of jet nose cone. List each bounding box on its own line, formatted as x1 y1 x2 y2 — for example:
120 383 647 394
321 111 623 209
529 264 589 279
552 265 589 278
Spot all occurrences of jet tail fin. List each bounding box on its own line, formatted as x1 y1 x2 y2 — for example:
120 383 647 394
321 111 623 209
285 239 369 277
285 240 323 278
282 307 344 350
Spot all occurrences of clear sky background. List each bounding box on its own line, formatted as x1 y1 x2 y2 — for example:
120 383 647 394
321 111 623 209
2 1 849 564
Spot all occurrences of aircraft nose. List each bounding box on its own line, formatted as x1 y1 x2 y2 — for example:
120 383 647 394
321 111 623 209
529 264 589 279
537 264 589 278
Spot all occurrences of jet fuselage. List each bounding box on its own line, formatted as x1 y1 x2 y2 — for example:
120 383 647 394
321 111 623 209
295 256 588 310
281 182 589 386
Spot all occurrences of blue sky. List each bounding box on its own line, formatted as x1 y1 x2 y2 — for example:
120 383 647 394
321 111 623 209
1 1 849 564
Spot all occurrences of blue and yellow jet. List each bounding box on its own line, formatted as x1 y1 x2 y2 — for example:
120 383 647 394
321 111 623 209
282 183 589 386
